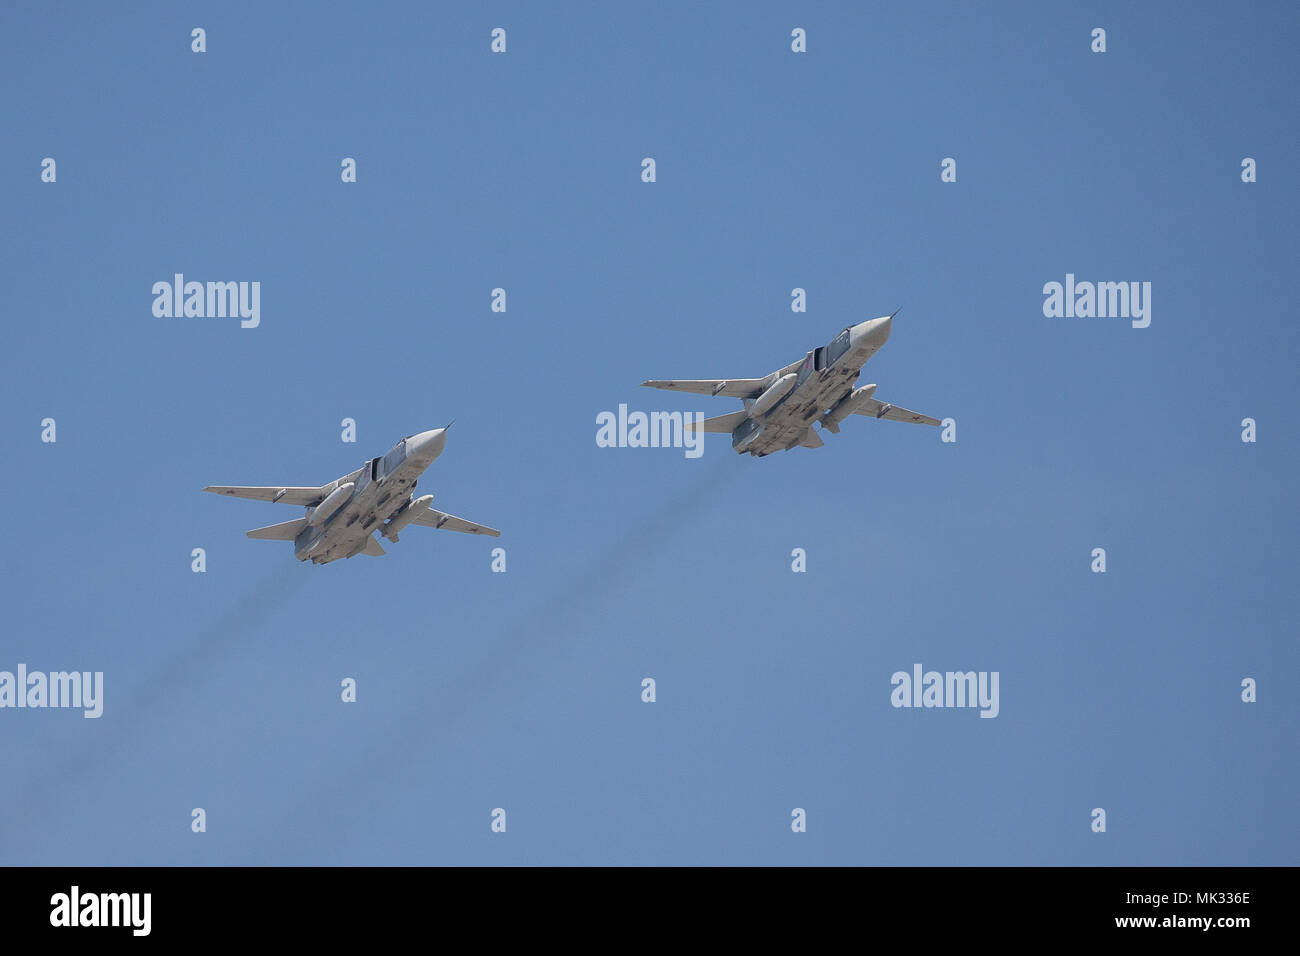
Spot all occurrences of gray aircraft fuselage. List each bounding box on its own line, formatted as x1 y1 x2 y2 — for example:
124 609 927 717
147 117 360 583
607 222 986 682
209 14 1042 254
291 429 447 563
734 315 893 456
204 428 486 565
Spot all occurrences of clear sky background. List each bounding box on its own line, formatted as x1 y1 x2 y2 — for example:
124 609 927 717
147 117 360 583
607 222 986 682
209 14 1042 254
1 1 1295 865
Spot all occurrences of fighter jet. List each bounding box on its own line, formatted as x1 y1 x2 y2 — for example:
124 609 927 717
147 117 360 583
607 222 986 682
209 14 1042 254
642 313 941 457
203 427 500 564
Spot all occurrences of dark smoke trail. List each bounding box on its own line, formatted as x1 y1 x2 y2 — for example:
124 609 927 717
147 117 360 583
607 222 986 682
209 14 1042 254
2 559 309 856
256 453 748 862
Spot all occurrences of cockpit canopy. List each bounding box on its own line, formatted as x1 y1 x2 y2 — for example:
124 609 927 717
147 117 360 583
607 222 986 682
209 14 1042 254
380 439 407 478
825 327 853 367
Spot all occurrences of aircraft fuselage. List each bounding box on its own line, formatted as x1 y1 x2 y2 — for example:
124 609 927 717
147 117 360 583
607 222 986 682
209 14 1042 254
733 315 892 456
295 428 446 564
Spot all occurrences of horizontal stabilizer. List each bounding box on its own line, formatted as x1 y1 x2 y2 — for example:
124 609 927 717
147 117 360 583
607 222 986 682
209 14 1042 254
361 536 386 556
413 509 501 537
641 379 768 399
204 485 327 506
854 398 942 427
685 410 748 433
796 428 824 449
246 518 309 540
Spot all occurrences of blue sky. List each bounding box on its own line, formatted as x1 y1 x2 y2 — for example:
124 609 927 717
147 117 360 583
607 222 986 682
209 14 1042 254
1 1 1296 865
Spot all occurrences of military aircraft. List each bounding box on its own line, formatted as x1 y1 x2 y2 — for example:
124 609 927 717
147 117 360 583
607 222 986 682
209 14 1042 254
642 313 941 456
203 427 500 564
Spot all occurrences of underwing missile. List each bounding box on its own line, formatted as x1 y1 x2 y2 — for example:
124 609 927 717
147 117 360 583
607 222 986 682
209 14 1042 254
307 482 354 527
382 494 434 541
820 384 877 434
750 373 798 418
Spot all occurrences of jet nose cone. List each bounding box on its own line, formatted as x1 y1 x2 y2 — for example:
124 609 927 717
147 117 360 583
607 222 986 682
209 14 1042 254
854 314 892 346
408 427 448 463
